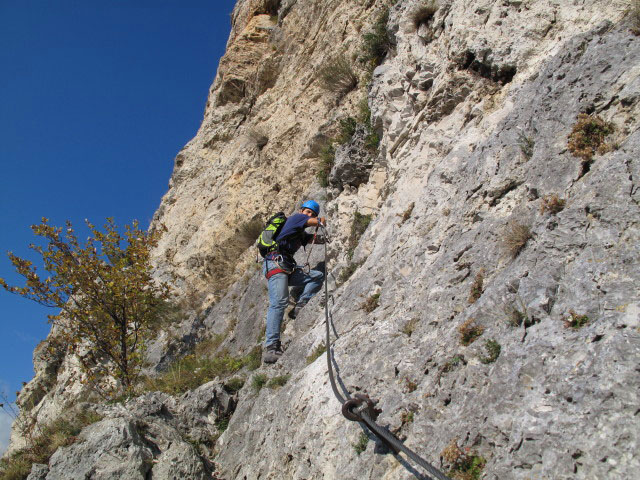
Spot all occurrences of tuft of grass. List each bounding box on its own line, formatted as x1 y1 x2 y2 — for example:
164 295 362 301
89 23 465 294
400 410 415 426
410 1 438 31
503 221 532 258
398 202 415 225
401 317 419 336
318 55 358 96
357 96 381 152
143 350 246 396
306 343 327 365
215 416 230 432
540 194 566 215
351 212 372 243
224 377 246 394
467 269 485 304
480 339 501 364
267 374 291 389
632 0 640 35
458 319 484 346
338 260 363 284
441 439 486 480
404 378 418 393
353 432 369 455
316 142 336 187
360 8 392 68
337 117 358 144
567 113 614 162
564 310 590 329
237 217 265 249
0 409 103 480
243 345 263 371
517 131 535 159
441 355 465 373
504 305 531 327
361 293 380 313
252 373 268 392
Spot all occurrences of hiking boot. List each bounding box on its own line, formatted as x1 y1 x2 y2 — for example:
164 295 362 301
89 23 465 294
287 302 306 319
263 341 283 364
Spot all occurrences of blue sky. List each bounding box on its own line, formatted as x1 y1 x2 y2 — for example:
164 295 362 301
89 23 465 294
0 0 237 452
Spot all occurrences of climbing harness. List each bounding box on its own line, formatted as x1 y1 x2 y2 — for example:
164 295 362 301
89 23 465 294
319 225 451 480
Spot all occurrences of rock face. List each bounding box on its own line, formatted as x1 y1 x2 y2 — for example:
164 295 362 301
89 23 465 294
7 0 640 479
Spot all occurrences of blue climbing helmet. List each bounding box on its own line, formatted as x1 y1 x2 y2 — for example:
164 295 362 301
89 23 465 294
300 200 320 216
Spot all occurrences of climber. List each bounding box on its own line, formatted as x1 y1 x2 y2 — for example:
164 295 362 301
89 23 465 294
262 200 326 364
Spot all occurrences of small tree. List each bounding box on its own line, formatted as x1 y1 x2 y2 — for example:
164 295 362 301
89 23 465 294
0 218 171 393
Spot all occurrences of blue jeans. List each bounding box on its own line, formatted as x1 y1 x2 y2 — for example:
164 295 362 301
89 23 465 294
263 259 324 347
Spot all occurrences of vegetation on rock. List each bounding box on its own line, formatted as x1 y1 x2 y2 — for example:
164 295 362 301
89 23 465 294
0 218 172 393
0 408 102 480
567 113 614 161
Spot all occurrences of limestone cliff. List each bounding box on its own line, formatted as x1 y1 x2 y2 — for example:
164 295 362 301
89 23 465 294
6 0 640 479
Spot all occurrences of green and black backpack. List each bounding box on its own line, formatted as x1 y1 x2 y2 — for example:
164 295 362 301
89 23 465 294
257 212 287 257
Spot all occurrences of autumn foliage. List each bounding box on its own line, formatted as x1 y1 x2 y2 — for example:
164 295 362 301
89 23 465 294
0 218 171 393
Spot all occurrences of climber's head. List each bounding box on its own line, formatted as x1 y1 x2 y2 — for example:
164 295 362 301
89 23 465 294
300 200 320 217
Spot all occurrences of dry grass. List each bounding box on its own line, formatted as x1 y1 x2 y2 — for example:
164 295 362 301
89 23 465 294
0 409 103 480
564 310 590 329
361 293 381 313
567 113 614 161
441 439 487 480
540 194 566 214
467 269 485 304
306 343 327 365
401 317 419 336
503 221 532 258
398 202 415 225
410 1 438 30
458 319 484 346
318 55 358 96
631 0 640 35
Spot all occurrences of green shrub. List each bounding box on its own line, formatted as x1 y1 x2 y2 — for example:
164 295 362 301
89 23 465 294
337 117 358 144
351 212 372 243
143 352 245 395
517 131 535 159
243 346 262 371
306 344 327 364
224 377 246 393
564 310 590 329
215 416 230 432
0 409 102 480
267 374 291 388
316 142 336 187
353 432 369 455
318 55 358 96
338 261 363 284
252 373 268 392
361 293 380 313
360 9 392 68
441 439 486 480
480 339 501 364
441 355 465 373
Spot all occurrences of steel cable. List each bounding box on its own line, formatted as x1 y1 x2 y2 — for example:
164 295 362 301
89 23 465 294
319 226 451 480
